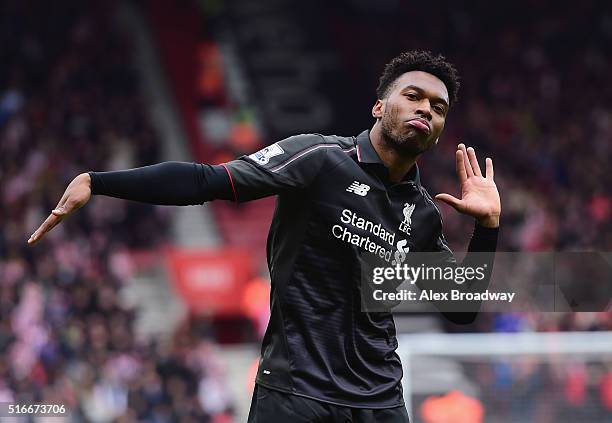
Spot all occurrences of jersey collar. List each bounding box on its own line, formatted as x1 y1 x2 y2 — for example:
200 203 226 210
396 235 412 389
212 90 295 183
355 130 422 187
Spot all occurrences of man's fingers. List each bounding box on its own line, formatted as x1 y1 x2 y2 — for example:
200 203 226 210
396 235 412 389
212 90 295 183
435 193 464 211
28 174 91 246
458 144 474 177
55 192 67 210
53 196 82 215
466 147 482 177
455 147 468 183
485 157 494 180
27 213 62 245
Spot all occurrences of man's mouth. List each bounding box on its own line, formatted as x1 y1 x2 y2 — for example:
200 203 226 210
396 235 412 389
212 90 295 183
406 119 431 134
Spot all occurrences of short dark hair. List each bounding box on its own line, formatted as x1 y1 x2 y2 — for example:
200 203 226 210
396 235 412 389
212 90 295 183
376 50 460 106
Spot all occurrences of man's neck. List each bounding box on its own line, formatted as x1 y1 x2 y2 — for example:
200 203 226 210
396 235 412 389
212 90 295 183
369 122 418 183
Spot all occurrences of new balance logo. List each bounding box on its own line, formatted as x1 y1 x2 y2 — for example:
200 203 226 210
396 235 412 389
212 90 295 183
346 181 370 197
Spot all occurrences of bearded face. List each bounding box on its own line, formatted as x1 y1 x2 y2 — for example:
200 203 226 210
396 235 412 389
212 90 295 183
375 71 449 157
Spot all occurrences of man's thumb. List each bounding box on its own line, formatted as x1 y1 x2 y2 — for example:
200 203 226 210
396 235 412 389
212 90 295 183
435 193 462 210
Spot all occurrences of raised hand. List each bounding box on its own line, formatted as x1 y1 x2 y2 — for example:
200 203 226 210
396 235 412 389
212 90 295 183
27 173 92 245
435 144 501 228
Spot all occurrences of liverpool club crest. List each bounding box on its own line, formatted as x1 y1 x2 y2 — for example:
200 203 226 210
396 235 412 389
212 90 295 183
399 203 415 235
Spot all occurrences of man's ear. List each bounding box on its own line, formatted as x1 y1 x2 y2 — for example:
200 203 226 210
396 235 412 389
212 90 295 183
372 100 384 119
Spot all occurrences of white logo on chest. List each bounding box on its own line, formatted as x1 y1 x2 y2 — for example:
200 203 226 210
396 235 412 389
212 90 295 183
346 181 370 197
399 203 415 235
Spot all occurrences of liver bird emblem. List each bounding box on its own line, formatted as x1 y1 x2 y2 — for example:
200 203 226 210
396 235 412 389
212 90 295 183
403 203 415 227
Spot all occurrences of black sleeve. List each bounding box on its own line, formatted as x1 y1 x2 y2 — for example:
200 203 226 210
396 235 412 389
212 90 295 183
436 223 499 257
421 222 499 325
88 161 234 205
223 134 329 202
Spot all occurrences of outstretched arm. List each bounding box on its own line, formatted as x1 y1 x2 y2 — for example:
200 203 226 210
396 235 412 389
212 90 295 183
86 162 233 205
28 133 330 245
27 162 232 245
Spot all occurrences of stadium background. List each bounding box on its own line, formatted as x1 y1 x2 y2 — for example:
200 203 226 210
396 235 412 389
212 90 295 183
1 0 612 421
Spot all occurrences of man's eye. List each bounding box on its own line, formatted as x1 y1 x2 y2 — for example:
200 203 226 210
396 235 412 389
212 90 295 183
405 93 418 100
434 105 446 114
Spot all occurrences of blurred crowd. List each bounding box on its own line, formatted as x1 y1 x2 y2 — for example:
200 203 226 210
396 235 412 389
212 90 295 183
415 357 612 423
0 2 233 421
441 313 612 422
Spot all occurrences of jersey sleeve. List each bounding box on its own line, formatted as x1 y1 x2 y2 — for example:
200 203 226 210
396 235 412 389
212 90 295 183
430 223 499 324
222 134 330 202
88 161 234 205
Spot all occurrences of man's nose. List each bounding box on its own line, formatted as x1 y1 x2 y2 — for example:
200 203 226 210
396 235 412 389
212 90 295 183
415 100 432 119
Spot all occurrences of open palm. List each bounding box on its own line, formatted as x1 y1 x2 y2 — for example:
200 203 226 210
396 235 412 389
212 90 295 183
435 144 501 227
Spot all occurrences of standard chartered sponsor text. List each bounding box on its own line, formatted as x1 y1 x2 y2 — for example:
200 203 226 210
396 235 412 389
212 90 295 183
332 209 397 262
